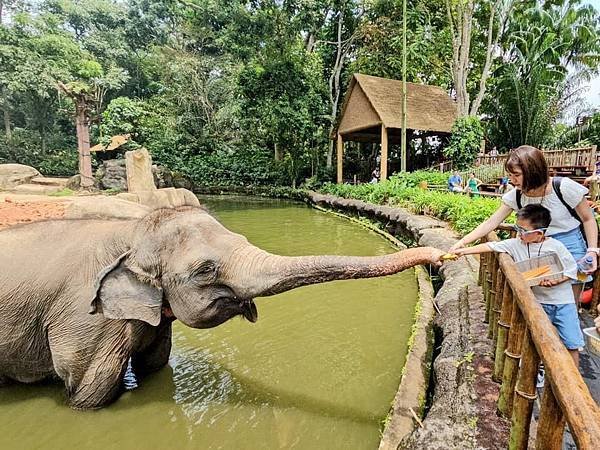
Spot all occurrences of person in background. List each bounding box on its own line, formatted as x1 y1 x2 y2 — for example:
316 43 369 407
498 175 514 194
370 168 380 184
448 171 463 193
454 204 584 368
465 172 483 197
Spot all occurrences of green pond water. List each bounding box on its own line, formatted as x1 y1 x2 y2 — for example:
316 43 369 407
0 195 419 450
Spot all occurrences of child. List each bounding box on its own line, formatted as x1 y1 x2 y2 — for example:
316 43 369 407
454 204 585 367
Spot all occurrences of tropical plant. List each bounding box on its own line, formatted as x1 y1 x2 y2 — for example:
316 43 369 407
443 116 484 169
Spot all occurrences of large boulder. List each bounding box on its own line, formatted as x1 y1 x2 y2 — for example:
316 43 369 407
0 164 40 190
125 148 156 193
66 174 100 190
95 159 127 191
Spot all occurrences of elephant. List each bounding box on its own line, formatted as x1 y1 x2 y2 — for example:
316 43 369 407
0 206 445 409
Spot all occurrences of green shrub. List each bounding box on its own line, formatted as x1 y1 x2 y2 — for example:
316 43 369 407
444 116 484 170
320 170 513 235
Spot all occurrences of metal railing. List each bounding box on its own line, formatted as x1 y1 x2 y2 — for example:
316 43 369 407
479 228 600 449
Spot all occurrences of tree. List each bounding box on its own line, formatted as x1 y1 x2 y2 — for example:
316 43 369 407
446 0 513 117
485 0 600 148
58 62 128 187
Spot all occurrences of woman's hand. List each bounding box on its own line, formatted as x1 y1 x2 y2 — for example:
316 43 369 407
449 239 465 252
583 251 598 273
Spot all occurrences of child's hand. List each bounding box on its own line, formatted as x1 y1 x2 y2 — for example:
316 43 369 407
539 278 560 287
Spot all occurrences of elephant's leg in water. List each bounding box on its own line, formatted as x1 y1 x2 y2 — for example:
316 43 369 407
48 323 133 409
131 319 173 377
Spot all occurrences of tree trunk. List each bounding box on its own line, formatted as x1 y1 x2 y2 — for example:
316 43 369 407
470 1 513 117
326 12 348 168
3 107 11 142
75 100 94 188
274 142 283 161
446 0 474 117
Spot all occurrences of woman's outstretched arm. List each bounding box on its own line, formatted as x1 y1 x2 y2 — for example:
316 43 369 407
450 203 513 251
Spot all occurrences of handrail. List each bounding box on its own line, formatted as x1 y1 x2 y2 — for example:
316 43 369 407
476 146 597 171
480 230 600 449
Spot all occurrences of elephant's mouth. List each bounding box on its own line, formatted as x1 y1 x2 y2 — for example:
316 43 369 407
162 300 176 320
241 299 258 323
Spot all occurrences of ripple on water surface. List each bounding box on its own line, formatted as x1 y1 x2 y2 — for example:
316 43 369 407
0 195 419 450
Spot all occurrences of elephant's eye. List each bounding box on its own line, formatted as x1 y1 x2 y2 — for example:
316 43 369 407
191 261 217 278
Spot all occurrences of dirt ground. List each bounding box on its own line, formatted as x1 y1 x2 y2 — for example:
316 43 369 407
0 198 66 230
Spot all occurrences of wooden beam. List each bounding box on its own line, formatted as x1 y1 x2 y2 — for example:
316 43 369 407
381 124 388 181
336 133 343 184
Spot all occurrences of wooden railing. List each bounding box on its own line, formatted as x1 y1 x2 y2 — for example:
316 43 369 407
542 146 597 170
476 146 597 171
479 228 600 449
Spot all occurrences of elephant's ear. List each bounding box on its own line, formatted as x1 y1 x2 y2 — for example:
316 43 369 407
90 252 163 326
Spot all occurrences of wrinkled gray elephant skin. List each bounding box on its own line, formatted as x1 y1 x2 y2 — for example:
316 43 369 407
0 207 444 409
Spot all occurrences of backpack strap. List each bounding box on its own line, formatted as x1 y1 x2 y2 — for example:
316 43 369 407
516 189 522 210
551 177 581 225
551 176 588 244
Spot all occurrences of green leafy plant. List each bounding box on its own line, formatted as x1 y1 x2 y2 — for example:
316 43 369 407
444 117 484 170
320 170 514 235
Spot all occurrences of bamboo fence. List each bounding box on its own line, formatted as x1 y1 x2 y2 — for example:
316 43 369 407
479 228 600 449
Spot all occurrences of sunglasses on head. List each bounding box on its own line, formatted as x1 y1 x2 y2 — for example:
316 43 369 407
512 224 547 236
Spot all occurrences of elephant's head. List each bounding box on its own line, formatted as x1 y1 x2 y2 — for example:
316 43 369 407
91 207 445 329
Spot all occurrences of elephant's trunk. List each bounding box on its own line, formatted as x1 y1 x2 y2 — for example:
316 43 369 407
229 246 443 300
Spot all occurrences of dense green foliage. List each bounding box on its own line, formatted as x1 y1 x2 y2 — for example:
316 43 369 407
485 1 600 150
444 116 484 170
0 1 599 185
320 171 512 234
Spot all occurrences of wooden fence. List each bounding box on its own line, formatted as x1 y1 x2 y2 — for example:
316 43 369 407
480 228 600 449
475 146 597 170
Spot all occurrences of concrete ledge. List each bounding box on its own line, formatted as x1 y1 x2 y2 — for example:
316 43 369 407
379 265 436 449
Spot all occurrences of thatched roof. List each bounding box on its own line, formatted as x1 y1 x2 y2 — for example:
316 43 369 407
90 134 130 152
336 74 458 136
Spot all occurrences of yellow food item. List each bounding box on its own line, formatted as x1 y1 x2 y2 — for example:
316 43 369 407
441 253 459 261
522 265 551 280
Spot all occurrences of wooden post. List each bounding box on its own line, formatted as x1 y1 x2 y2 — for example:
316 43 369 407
478 251 484 286
381 124 388 181
590 144 597 172
336 133 343 184
535 380 566 450
509 329 539 450
498 304 525 417
494 280 513 382
487 255 498 338
491 269 505 345
482 253 491 323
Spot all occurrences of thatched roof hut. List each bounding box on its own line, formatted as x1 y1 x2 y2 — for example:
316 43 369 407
334 74 458 182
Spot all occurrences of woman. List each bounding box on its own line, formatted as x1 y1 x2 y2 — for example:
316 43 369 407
465 172 483 197
451 145 599 295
